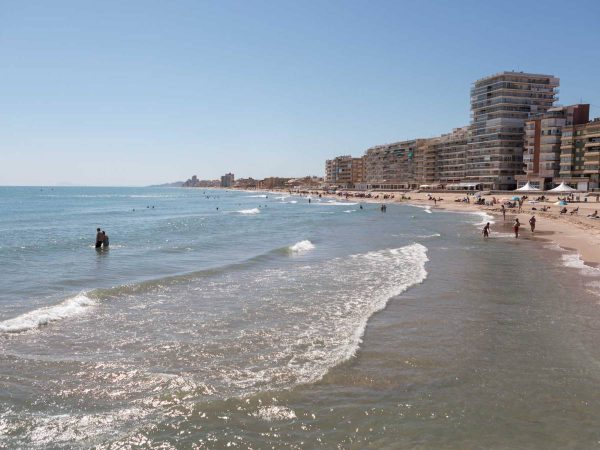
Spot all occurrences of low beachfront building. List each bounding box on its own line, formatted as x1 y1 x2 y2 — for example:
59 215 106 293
257 177 290 190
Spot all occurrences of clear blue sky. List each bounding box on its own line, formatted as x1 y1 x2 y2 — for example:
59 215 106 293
1 0 599 186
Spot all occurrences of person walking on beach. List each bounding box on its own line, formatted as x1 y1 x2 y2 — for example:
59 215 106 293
529 215 536 233
102 230 109 248
513 218 521 238
501 204 506 221
482 222 490 239
95 228 104 248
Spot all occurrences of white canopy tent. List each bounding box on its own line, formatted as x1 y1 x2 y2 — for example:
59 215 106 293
515 182 540 191
549 182 577 192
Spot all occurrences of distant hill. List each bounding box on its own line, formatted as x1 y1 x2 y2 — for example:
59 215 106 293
148 181 184 188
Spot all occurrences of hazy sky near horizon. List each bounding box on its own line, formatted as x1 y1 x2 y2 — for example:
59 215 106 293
2 0 600 186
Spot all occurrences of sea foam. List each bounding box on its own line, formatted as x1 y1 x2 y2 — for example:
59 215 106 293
472 211 495 226
561 253 600 276
0 293 96 333
253 405 297 422
238 208 261 215
288 240 315 253
317 201 358 206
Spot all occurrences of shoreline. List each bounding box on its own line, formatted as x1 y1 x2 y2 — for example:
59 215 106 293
402 193 600 268
242 187 600 268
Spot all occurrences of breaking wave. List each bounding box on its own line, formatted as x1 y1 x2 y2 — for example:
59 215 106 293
317 201 358 206
238 208 261 215
288 240 315 254
0 293 96 333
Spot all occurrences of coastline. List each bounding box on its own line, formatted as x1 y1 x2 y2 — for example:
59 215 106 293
243 187 600 268
402 192 600 267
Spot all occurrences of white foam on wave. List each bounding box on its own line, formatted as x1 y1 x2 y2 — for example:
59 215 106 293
417 233 441 238
472 211 495 226
288 240 315 253
252 405 297 422
247 194 268 198
412 204 432 214
217 243 429 393
544 241 565 252
343 209 356 213
298 243 429 383
0 293 96 333
317 201 358 206
15 407 147 447
238 208 261 215
561 253 600 276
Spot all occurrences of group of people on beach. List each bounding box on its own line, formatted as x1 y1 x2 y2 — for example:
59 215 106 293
482 215 536 239
95 228 109 249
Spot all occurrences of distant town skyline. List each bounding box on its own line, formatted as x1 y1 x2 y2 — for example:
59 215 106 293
1 0 600 186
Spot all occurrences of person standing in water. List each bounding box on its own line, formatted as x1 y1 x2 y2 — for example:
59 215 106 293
482 222 491 238
513 218 521 238
529 215 536 233
95 228 104 248
102 231 109 248
501 204 506 221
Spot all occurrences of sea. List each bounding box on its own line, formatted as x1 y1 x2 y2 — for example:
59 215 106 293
1 186 600 448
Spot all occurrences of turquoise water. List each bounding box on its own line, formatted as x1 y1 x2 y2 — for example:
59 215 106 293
1 187 600 448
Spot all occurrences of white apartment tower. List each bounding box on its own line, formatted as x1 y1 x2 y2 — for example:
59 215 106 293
466 71 559 190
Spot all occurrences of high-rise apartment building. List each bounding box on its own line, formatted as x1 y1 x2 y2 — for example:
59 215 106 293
220 173 235 187
414 138 438 186
364 139 426 190
517 104 589 189
558 117 600 190
467 72 559 190
434 126 470 185
325 155 365 188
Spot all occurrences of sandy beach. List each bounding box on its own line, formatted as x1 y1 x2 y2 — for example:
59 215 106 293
295 189 600 267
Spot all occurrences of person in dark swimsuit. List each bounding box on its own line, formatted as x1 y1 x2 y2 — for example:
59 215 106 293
529 215 536 232
102 231 109 248
482 222 490 238
95 228 104 248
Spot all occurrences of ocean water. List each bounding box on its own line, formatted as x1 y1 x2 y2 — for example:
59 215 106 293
1 187 600 448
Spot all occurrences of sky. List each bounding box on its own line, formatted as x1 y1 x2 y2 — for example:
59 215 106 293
1 0 599 186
